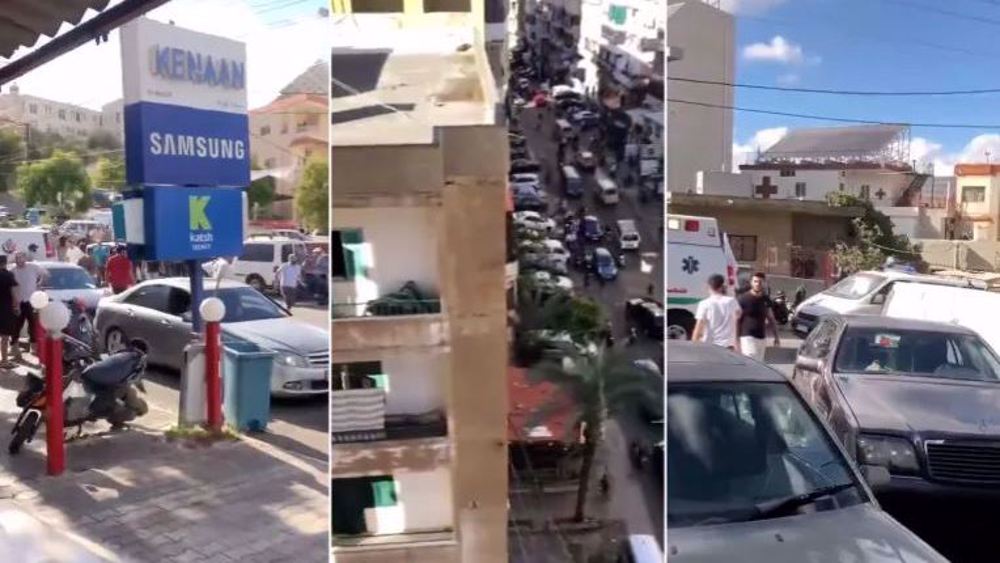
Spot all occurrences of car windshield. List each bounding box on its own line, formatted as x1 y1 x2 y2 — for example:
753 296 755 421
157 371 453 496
825 273 886 300
204 287 287 323
667 382 862 527
833 327 1000 382
43 267 95 290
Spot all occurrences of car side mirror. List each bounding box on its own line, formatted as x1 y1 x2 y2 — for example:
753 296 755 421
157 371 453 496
862 464 890 488
871 292 887 305
795 355 823 373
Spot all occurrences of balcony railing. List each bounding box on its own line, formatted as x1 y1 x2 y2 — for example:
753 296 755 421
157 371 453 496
330 389 447 444
332 298 442 319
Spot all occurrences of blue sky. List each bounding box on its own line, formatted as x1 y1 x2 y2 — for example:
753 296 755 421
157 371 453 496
726 0 1000 175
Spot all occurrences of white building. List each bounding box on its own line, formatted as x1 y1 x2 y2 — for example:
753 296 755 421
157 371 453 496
580 0 662 106
667 0 734 193
0 84 116 142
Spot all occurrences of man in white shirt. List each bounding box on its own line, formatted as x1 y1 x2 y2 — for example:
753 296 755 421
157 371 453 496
12 252 46 361
691 273 741 352
274 254 302 311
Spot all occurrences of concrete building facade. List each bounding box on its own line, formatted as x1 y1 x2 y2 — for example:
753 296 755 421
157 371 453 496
579 0 663 107
0 84 121 143
666 0 734 193
953 164 1000 241
330 9 508 563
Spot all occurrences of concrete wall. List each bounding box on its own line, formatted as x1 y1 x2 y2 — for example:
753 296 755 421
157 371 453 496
955 173 1000 240
915 239 1000 271
383 354 447 415
738 168 913 205
332 145 445 207
669 203 794 274
696 170 752 197
666 1 734 192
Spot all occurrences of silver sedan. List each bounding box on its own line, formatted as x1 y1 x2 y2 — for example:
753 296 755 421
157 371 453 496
94 278 329 396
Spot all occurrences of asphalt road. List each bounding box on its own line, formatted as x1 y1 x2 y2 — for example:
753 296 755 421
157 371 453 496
769 331 995 562
142 300 329 463
520 106 664 544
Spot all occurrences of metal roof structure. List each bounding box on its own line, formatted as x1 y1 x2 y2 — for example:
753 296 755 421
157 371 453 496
0 0 169 87
280 59 329 97
759 124 911 165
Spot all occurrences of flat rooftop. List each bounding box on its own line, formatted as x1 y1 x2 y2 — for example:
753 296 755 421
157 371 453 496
331 20 496 146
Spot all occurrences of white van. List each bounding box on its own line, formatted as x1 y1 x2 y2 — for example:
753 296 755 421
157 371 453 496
617 535 662 563
596 172 619 205
562 165 583 198
791 269 976 337
616 219 640 250
666 214 738 339
884 282 1000 354
0 228 53 260
229 238 308 293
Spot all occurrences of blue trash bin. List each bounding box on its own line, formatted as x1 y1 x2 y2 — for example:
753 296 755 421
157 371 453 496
222 341 275 432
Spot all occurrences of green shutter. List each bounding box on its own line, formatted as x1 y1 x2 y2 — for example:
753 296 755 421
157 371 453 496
340 229 366 280
608 5 627 25
371 478 397 507
368 374 389 390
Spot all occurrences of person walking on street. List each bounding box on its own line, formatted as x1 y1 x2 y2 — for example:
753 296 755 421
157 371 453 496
106 246 135 295
56 236 70 262
737 272 782 362
0 255 18 368
92 242 110 286
691 274 741 352
275 254 302 310
12 252 45 361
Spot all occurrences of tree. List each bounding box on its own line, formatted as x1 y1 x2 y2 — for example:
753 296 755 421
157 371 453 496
530 345 661 522
17 150 92 213
295 157 328 231
86 130 121 151
0 129 24 192
827 192 925 274
92 155 126 190
248 175 276 217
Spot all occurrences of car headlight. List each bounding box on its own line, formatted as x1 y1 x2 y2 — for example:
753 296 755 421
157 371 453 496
857 435 919 473
275 353 310 369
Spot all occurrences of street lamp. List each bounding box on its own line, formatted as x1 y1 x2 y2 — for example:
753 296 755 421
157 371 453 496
199 297 225 431
37 298 69 476
30 290 50 361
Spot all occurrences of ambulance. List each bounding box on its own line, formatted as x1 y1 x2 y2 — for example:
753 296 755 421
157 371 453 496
666 214 738 339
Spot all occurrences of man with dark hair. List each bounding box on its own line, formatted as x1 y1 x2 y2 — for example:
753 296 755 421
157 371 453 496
738 272 781 361
691 273 740 350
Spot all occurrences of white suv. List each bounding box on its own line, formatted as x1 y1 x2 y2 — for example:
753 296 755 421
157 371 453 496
230 238 308 293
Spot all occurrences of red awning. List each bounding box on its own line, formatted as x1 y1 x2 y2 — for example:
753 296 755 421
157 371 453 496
508 366 577 443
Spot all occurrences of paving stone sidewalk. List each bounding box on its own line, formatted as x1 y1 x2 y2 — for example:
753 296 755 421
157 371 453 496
0 362 328 563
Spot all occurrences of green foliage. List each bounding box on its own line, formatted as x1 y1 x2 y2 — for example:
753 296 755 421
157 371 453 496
295 157 328 231
17 150 92 213
248 176 276 212
92 155 126 191
86 130 121 151
826 192 925 274
0 129 24 192
530 345 661 521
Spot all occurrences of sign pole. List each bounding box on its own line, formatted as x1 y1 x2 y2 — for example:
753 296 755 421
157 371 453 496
200 298 226 432
45 334 65 476
189 260 203 334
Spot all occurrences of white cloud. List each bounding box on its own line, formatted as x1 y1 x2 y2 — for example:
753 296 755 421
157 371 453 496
732 126 788 171
719 0 788 14
7 0 327 110
776 73 800 86
742 36 806 64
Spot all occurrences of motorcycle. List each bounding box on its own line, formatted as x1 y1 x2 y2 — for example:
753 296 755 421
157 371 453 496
771 290 791 325
9 302 149 455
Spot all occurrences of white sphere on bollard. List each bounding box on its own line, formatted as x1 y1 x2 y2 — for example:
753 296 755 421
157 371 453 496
199 297 226 323
39 300 70 334
29 291 49 311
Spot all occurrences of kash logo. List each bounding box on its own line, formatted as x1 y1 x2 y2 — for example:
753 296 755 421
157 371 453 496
189 196 212 231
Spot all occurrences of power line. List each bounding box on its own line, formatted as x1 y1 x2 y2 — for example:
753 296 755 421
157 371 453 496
668 98 1000 129
878 0 1000 28
669 76 1000 97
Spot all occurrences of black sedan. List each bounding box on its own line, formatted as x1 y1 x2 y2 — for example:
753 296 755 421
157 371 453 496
793 314 1000 498
626 297 664 340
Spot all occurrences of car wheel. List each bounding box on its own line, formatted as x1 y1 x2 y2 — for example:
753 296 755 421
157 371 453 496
667 311 695 340
247 275 266 293
105 328 127 354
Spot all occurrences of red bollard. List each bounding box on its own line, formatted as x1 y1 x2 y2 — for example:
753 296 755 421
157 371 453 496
204 320 222 431
34 311 46 367
45 335 65 476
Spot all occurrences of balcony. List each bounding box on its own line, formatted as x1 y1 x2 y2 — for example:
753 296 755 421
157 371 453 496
332 309 448 355
332 531 458 562
330 389 448 444
331 436 451 476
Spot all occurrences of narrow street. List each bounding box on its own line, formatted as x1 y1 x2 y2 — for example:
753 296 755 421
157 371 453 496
519 104 664 547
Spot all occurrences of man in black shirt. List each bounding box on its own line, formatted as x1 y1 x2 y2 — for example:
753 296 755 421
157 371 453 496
737 272 781 361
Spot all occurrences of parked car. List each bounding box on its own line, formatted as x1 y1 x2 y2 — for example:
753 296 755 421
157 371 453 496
794 314 1000 498
510 172 540 185
59 220 104 241
541 238 570 263
594 247 618 281
513 211 555 233
531 271 573 293
228 238 309 293
513 193 546 212
37 262 105 315
510 159 541 174
791 270 975 338
625 297 664 340
576 150 596 171
667 341 946 563
94 279 329 396
581 215 603 242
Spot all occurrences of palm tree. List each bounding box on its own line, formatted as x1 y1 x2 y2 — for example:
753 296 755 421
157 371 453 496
529 344 662 522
